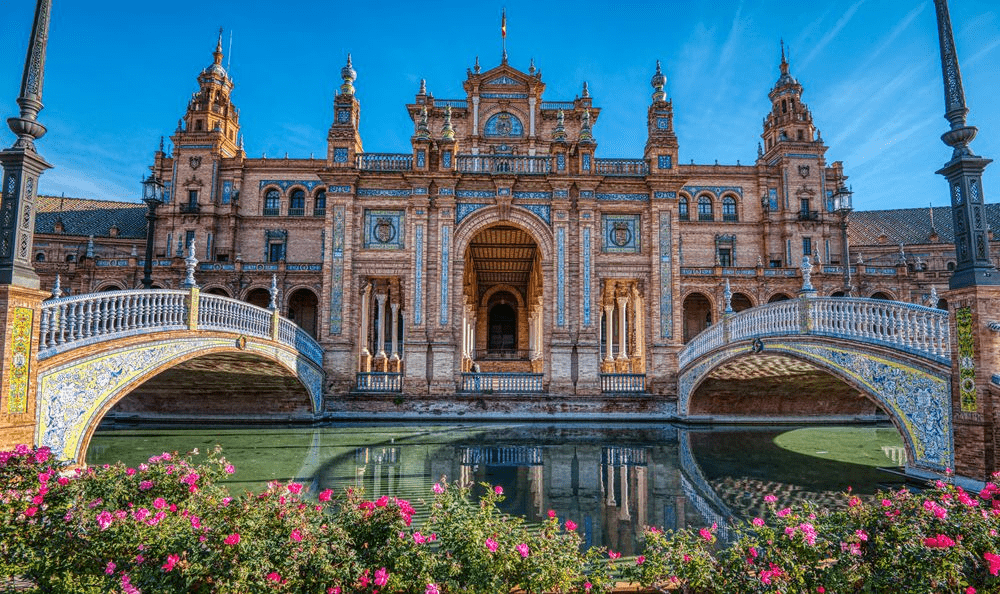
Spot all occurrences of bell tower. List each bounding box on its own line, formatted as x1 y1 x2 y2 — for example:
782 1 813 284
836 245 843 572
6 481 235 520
176 29 240 158
644 60 679 173
760 44 817 158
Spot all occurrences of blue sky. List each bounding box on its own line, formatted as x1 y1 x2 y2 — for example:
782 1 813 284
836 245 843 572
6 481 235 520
1 1 997 212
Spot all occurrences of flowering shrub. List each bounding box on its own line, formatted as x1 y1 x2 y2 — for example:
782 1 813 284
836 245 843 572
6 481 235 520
3 443 1000 593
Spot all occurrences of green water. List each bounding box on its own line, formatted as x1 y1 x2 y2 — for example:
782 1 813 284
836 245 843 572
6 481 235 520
87 423 907 553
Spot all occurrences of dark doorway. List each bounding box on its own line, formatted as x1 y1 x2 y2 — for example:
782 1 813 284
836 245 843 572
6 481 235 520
287 288 319 338
488 303 517 354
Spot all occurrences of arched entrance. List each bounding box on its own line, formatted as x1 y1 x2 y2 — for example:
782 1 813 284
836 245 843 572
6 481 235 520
245 287 271 309
731 293 753 312
287 288 319 338
463 224 543 372
768 293 791 303
683 292 713 343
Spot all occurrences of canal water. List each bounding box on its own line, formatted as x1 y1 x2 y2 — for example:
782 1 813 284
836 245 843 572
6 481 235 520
87 423 906 553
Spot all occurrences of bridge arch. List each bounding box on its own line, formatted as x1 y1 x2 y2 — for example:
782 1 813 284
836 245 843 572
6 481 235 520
677 297 954 472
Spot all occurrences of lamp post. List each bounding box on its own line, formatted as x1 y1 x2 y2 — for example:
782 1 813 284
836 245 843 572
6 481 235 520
832 182 854 296
141 173 164 289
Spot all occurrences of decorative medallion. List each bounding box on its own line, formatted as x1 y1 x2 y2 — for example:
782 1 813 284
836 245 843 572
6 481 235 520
363 209 404 250
602 214 640 253
798 164 810 178
611 222 632 247
337 109 350 124
189 156 202 170
374 217 396 243
235 335 247 350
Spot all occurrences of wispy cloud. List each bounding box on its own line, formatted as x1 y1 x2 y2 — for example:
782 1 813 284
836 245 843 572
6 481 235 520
801 0 867 69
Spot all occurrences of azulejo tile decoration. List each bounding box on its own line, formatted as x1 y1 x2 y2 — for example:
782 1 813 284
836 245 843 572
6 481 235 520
602 214 640 253
7 306 33 414
329 206 345 334
363 209 405 250
956 306 977 412
659 214 673 339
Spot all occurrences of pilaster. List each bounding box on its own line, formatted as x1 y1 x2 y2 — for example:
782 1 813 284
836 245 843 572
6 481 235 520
0 285 48 449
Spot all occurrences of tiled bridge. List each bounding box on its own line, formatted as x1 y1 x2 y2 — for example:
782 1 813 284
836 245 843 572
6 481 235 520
33 288 324 463
678 296 953 474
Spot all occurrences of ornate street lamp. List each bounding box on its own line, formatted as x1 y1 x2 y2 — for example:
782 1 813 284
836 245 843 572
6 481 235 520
832 182 854 296
141 173 164 289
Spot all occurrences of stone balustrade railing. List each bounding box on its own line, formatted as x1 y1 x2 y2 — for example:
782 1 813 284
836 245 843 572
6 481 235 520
356 153 413 171
355 372 403 393
460 446 544 466
600 373 647 393
594 158 649 176
37 289 323 368
460 372 544 393
678 296 951 369
456 155 552 175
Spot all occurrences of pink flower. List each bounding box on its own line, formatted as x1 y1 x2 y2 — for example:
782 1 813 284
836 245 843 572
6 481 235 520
752 517 765 527
565 520 578 531
290 529 303 542
432 483 445 495
375 495 390 507
139 480 154 491
24 506 38 517
224 464 235 474
96 510 113 531
777 508 791 517
413 532 426 544
485 537 499 552
699 524 716 541
37 472 51 483
636 555 646 565
426 583 440 594
267 572 282 583
924 534 957 548
374 567 388 587
319 489 334 502
516 543 530 558
966 588 976 594
224 533 240 545
153 497 167 509
548 509 556 518
608 550 621 559
125 467 136 476
105 561 116 575
162 553 179 572
328 588 341 594
855 529 868 541
494 485 503 495
584 582 592 592
287 483 303 494
764 494 777 504
57 476 69 486
881 498 892 507
985 551 1000 576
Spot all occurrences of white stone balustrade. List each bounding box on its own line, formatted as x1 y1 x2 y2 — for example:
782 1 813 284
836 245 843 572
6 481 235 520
678 296 951 369
37 290 323 368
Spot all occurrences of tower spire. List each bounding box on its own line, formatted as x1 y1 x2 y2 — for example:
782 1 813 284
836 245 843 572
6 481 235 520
213 27 224 67
501 8 508 64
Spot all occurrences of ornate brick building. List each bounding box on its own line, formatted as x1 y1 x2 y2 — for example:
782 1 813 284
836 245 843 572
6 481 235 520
30 37 998 402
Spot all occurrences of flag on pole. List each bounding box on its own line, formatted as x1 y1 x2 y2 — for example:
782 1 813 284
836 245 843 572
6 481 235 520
501 9 507 38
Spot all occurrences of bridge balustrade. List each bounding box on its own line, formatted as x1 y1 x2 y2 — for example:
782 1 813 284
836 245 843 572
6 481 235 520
37 290 324 367
678 296 951 369
460 372 544 393
600 373 647 393
355 372 403 393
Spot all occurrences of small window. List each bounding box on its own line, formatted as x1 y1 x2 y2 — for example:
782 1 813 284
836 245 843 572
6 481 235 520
264 189 280 216
34 252 45 262
769 259 782 268
698 196 713 221
722 197 738 222
289 189 305 216
782 99 787 113
679 198 689 221
947 261 956 271
195 120 204 131
188 190 198 205
802 237 813 256
185 230 196 251
314 189 327 215
268 242 285 262
718 248 732 267
66 254 76 263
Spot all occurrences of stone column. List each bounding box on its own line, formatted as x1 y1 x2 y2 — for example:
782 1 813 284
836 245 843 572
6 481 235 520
359 283 371 359
617 295 629 360
528 309 536 359
604 304 615 362
375 292 387 360
389 301 400 362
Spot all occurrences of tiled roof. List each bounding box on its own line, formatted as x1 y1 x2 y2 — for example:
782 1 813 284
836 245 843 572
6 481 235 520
35 195 146 239
848 204 1000 247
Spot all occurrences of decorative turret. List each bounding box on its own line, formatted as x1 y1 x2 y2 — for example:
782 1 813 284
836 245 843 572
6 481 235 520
441 105 456 141
760 43 818 157
328 53 363 166
579 109 594 144
174 29 241 158
644 59 679 172
552 109 567 142
415 106 431 140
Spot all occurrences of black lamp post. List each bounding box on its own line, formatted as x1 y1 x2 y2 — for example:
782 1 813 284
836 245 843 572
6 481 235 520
832 182 854 296
141 173 164 289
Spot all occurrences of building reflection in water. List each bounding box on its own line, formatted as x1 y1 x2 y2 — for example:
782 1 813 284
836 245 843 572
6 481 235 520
354 446 401 497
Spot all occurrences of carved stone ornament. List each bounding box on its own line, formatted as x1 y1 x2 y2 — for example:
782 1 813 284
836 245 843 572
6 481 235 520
373 217 396 243
611 222 632 247
189 156 202 170
183 176 204 188
798 164 810 178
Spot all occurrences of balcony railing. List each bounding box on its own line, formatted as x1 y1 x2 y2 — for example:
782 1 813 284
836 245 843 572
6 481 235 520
263 207 280 216
460 372 544 393
460 446 544 467
600 373 647 393
479 349 532 361
313 207 326 217
179 203 201 214
456 155 552 175
288 207 305 217
594 158 649 176
355 372 403 393
357 153 413 171
798 210 821 221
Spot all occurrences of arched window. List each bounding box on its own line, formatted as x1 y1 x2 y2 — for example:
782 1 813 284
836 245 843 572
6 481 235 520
722 196 738 221
947 261 956 271
66 254 76 262
678 197 689 221
289 189 305 215
263 189 280 216
314 189 327 216
34 252 45 262
698 196 714 221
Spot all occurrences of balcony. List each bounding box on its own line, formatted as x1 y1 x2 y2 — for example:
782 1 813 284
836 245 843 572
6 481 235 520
355 372 402 393
357 153 413 171
600 373 647 393
263 207 280 216
460 372 544 393
798 210 821 222
456 155 552 175
179 203 201 214
288 207 305 217
313 207 326 217
594 158 649 177
479 349 532 361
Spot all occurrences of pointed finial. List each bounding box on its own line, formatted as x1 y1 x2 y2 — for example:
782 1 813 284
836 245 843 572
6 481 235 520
723 279 733 314
529 58 536 75
415 106 431 140
441 105 455 141
582 81 590 98
52 274 62 299
780 39 787 71
183 239 198 288
86 235 95 259
553 108 567 142
934 0 978 158
474 56 481 74
757 142 763 157
216 27 224 53
929 202 936 231
800 254 815 295
340 53 357 95
651 60 667 102
268 274 279 310
579 109 594 144
159 136 165 153
929 285 939 306
177 118 183 132
419 78 426 95
6 0 52 150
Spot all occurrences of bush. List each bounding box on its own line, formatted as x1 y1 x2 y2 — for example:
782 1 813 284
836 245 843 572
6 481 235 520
2 444 999 593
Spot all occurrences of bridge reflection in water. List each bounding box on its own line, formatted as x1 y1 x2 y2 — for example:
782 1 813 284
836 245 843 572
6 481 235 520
87 422 908 552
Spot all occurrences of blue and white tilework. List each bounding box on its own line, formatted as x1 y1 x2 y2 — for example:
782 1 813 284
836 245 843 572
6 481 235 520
357 188 412 197
583 227 592 326
329 205 345 334
259 180 323 191
659 213 673 338
363 209 405 250
597 193 648 202
602 214 641 253
456 203 489 224
557 227 566 326
520 204 551 225
440 226 450 325
415 225 424 325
